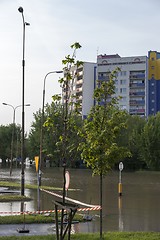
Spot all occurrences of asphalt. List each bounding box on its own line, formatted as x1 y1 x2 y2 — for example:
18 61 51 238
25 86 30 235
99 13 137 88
0 223 56 236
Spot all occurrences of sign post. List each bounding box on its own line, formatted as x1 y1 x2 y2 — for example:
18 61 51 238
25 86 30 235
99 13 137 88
65 171 70 196
118 162 124 196
35 156 41 211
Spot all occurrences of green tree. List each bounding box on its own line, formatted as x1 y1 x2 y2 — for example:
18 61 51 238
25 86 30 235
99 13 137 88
28 98 83 167
28 102 63 165
140 112 160 170
52 42 83 167
0 124 21 165
0 125 11 164
29 42 83 168
78 68 130 239
117 114 146 170
45 100 83 167
46 42 83 239
28 109 42 160
79 69 130 175
44 100 65 167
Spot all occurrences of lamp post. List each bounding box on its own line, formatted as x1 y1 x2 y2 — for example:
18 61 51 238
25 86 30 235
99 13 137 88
2 103 30 176
40 71 63 170
38 71 62 210
18 6 30 196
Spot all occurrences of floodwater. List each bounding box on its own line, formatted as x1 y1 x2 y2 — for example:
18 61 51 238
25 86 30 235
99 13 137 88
0 166 160 232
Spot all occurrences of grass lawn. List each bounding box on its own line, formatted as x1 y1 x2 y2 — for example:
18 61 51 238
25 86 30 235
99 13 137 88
0 232 160 240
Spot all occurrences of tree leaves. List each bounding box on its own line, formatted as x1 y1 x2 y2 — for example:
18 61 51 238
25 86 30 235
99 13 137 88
79 68 131 176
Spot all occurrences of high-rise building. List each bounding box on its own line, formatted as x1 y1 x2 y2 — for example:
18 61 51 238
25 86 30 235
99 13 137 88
63 51 160 118
97 54 148 116
148 51 160 115
62 62 96 118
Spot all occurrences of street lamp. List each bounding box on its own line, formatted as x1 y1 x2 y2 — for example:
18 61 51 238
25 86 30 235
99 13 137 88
18 6 30 196
2 103 30 176
38 71 62 210
40 71 63 169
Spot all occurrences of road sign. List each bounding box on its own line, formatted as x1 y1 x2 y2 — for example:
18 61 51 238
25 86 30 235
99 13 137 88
119 162 124 171
65 171 70 191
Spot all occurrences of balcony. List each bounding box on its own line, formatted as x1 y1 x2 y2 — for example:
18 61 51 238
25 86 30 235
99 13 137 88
130 73 145 79
77 87 82 92
98 76 110 81
76 83 83 89
129 91 145 96
76 79 83 85
130 108 145 112
77 75 83 81
130 83 145 88
129 100 145 105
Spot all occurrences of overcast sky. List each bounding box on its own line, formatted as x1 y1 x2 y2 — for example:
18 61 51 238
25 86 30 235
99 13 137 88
0 0 160 133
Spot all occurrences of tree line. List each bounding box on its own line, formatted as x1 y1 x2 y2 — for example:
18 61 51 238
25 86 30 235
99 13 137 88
1 88 160 171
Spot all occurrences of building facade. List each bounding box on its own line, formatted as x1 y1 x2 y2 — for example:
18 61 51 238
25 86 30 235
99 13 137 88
148 51 160 115
62 62 96 117
97 54 148 116
63 51 160 118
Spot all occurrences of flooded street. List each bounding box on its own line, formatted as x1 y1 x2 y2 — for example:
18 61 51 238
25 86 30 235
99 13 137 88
0 166 160 232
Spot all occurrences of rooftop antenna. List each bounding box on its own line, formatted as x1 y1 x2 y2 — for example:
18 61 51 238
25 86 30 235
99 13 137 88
97 47 99 59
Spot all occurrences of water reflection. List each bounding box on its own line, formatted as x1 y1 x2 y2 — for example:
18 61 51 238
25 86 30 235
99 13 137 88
118 197 123 231
1 166 160 232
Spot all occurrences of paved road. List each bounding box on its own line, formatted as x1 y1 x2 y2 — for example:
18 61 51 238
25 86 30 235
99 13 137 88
0 223 56 236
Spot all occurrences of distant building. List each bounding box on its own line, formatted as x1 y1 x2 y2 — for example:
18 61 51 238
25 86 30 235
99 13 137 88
148 51 160 115
97 54 147 116
62 62 96 118
62 51 160 118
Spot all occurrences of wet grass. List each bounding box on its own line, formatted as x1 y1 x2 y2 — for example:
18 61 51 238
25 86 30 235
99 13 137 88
0 181 63 202
0 194 31 202
0 213 83 224
0 181 62 191
0 181 78 202
0 232 160 239
0 214 55 224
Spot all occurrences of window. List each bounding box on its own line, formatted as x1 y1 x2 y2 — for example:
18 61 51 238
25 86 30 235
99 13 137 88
120 88 127 93
120 96 127 102
120 71 126 76
120 79 127 85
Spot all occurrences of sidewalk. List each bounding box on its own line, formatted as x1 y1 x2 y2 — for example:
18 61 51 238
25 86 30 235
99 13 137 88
0 223 56 236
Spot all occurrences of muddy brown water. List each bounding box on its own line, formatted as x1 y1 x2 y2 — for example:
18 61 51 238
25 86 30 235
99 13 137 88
0 166 160 232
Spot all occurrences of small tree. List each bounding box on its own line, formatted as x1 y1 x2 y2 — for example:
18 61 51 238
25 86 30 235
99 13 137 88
58 42 83 167
45 42 83 239
79 68 130 239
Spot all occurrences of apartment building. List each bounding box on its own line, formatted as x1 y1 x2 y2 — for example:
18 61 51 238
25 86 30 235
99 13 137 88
62 62 96 118
148 51 160 115
63 51 160 118
97 54 148 116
